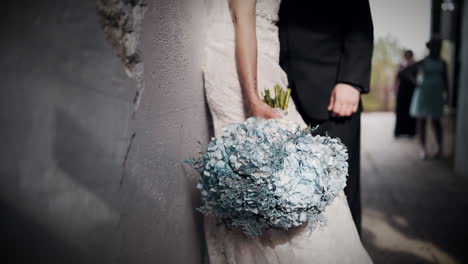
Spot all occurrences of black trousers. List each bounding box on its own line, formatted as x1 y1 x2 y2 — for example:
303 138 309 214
301 112 362 235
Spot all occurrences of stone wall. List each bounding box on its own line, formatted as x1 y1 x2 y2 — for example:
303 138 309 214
97 0 146 108
118 0 210 263
0 0 209 263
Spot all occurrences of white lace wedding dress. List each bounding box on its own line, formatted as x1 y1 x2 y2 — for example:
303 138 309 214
202 1 373 263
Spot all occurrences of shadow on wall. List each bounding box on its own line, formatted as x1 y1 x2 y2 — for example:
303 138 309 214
0 107 130 263
0 200 85 264
52 106 207 263
1 94 208 264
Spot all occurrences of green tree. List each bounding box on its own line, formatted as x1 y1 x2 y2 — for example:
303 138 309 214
363 35 405 112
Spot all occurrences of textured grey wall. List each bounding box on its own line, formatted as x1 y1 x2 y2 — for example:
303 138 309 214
0 0 135 263
455 1 468 178
118 0 209 263
0 0 209 263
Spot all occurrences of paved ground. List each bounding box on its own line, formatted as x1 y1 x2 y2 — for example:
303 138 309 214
361 112 468 264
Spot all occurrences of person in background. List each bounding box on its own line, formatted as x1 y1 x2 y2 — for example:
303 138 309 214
409 36 448 159
394 50 417 137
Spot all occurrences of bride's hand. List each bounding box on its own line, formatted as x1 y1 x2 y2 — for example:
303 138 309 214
249 100 282 119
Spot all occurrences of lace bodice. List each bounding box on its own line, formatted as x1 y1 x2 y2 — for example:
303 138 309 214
205 0 282 63
256 0 281 22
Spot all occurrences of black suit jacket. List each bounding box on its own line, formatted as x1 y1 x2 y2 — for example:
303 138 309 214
279 0 374 120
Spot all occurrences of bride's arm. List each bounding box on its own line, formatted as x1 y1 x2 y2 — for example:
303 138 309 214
230 0 280 119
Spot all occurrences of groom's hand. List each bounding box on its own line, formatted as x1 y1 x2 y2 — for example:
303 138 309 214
327 83 360 117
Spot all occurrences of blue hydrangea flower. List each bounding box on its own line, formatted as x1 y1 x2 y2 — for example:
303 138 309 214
187 117 348 237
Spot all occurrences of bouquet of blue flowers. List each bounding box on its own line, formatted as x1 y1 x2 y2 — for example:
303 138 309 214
187 88 348 237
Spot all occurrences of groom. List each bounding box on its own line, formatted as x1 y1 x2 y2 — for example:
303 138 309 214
279 0 374 234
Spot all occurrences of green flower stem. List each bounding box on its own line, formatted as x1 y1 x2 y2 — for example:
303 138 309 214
284 88 291 110
262 85 291 111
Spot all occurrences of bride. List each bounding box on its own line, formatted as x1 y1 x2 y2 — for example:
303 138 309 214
202 0 373 263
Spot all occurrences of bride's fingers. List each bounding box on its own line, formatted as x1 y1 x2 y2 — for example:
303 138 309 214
268 111 280 119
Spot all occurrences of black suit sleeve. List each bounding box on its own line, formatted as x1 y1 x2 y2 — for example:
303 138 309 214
336 0 374 94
